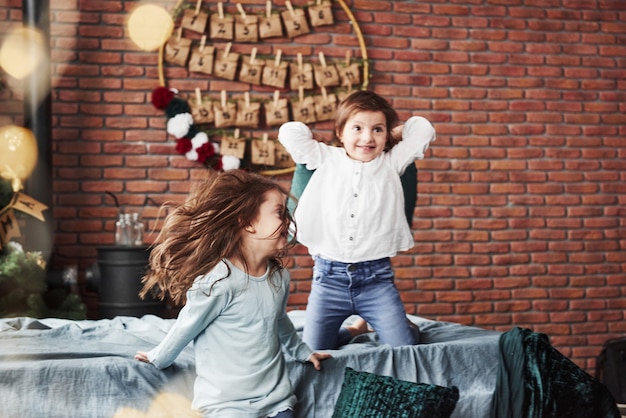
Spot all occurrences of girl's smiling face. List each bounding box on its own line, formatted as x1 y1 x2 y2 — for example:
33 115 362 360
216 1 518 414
337 110 388 162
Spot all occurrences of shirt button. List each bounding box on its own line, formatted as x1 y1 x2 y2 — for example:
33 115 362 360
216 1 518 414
350 213 355 218
353 193 358 198
349 236 353 241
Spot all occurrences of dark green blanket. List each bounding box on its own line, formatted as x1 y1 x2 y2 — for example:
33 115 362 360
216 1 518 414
492 327 620 418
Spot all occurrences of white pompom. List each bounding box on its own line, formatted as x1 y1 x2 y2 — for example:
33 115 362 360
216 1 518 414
185 148 199 162
221 155 241 171
191 131 209 148
166 113 193 138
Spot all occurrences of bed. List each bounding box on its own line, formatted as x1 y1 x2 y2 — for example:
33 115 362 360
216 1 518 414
0 311 618 418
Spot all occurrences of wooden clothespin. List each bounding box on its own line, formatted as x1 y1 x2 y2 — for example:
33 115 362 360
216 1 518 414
244 92 251 109
274 49 282 68
195 87 202 106
221 90 227 108
297 52 303 72
195 0 202 15
217 2 224 19
266 0 272 19
236 3 248 23
223 42 232 59
345 50 351 66
250 47 257 65
234 128 240 139
298 85 304 103
318 51 327 68
199 35 206 52
285 0 295 18
321 86 328 102
176 27 182 42
273 90 280 109
262 133 269 143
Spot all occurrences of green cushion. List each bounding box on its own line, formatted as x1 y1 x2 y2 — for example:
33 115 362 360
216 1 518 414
332 367 459 418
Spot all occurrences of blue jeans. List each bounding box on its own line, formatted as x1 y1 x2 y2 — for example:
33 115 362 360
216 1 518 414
268 410 293 418
303 256 417 350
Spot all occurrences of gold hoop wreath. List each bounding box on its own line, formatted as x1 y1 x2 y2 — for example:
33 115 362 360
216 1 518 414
154 0 369 176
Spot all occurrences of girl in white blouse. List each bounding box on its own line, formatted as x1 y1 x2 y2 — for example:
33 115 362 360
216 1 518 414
278 90 436 350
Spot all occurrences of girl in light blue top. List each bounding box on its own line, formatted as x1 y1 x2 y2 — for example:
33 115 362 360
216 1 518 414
135 170 331 418
279 90 436 350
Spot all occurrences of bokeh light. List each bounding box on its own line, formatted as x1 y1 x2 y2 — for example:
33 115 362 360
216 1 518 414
0 125 38 192
128 3 174 51
0 26 45 80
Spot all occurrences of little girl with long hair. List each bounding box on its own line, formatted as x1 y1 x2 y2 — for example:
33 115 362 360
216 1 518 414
135 170 331 418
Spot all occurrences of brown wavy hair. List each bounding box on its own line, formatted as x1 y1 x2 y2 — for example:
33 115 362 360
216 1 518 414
332 90 401 151
139 169 294 306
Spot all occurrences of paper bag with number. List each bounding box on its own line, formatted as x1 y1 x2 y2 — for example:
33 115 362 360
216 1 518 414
289 62 314 90
259 14 283 39
280 8 310 38
235 100 261 128
239 56 264 85
313 92 337 122
262 59 288 88
214 101 237 128
214 50 240 80
210 14 234 40
314 63 340 88
251 139 276 166
265 98 289 126
338 63 361 87
307 2 333 27
292 96 317 124
189 99 215 124
188 45 215 75
221 135 246 159
274 142 294 168
181 9 209 33
235 15 259 43
165 36 192 67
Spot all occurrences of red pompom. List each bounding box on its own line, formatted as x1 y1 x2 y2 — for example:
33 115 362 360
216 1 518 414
195 142 216 163
151 86 175 110
175 138 192 155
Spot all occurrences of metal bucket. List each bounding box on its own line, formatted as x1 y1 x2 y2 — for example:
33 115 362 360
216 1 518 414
87 246 164 319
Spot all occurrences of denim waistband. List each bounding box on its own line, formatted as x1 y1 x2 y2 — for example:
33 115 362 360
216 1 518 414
314 256 391 273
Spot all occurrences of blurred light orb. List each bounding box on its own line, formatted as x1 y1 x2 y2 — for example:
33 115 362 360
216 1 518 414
0 26 45 80
0 125 38 190
128 4 174 51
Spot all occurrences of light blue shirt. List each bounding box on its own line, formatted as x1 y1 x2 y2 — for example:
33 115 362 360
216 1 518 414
147 260 313 417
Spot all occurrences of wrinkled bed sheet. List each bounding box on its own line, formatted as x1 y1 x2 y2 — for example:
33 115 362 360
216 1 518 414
0 312 501 418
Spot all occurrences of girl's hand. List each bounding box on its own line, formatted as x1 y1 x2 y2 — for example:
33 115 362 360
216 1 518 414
134 351 151 363
308 352 332 370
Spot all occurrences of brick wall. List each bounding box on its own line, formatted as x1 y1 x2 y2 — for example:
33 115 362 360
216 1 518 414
1 0 625 373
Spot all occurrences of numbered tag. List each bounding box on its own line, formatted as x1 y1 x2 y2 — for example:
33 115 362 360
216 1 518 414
338 63 362 87
221 136 246 159
313 93 337 122
188 45 215 75
251 139 276 166
235 15 259 43
214 50 240 80
181 9 209 33
307 2 334 27
214 101 237 128
189 99 215 124
259 14 283 39
289 62 314 90
164 37 192 67
313 63 340 88
274 142 294 168
261 60 288 89
291 96 317 124
280 8 310 38
209 14 234 40
239 56 264 85
265 98 289 126
235 101 261 128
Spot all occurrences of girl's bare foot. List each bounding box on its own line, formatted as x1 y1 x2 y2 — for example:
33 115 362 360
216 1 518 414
346 318 371 337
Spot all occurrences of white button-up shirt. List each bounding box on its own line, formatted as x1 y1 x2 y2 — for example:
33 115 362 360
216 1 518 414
279 116 436 263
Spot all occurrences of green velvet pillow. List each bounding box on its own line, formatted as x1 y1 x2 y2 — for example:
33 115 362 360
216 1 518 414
332 367 459 418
